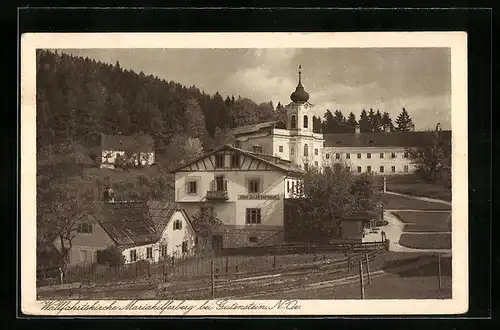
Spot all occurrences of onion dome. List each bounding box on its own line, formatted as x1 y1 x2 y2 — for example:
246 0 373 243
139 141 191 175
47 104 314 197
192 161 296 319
290 65 310 103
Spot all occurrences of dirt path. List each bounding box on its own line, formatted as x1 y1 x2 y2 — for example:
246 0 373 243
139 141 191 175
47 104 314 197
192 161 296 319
383 211 451 253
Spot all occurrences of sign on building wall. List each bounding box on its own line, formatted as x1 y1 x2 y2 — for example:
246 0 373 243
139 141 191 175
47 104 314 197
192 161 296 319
238 194 280 200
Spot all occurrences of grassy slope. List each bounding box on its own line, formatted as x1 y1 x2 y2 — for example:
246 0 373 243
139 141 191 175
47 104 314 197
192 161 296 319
382 193 451 210
399 233 451 250
385 174 451 202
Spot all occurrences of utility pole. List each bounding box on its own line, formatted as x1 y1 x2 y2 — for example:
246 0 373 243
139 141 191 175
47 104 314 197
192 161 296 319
359 260 365 299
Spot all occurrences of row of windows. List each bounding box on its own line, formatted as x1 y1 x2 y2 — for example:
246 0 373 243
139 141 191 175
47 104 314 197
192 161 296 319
214 153 242 168
324 165 409 173
187 177 262 195
325 152 409 160
129 242 190 262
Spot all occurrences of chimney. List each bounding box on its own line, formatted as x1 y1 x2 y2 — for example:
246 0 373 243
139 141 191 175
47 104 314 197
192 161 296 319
103 187 115 203
355 124 360 134
384 124 391 133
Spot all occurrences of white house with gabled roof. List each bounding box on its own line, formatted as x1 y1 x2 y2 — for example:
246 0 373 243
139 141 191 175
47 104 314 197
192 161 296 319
170 144 305 250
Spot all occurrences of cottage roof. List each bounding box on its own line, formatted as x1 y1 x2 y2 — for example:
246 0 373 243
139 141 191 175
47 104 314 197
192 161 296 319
323 130 451 148
170 144 305 176
96 201 158 248
147 200 178 234
100 134 154 152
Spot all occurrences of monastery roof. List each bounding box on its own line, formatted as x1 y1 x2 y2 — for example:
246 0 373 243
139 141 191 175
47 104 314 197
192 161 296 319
230 121 281 136
100 134 154 152
323 130 451 148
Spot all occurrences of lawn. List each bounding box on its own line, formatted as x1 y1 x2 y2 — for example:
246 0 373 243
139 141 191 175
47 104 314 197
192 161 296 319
384 174 451 202
382 193 451 210
399 233 451 250
392 211 451 224
404 223 451 232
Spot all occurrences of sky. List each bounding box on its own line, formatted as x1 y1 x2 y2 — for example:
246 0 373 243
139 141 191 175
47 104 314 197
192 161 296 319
63 48 451 130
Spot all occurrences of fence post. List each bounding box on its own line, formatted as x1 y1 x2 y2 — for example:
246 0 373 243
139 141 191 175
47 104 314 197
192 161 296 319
273 254 276 268
148 262 151 278
225 256 229 273
344 243 348 257
347 256 352 271
365 253 371 285
437 253 442 290
210 259 215 299
359 260 365 299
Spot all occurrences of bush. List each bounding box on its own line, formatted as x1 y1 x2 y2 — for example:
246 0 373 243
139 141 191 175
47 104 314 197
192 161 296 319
96 246 125 267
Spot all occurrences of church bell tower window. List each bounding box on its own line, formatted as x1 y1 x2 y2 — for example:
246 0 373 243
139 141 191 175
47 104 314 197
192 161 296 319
303 144 309 157
303 115 308 129
291 115 297 129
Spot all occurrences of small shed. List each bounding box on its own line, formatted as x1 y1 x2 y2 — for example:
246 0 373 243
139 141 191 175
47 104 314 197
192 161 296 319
340 212 373 242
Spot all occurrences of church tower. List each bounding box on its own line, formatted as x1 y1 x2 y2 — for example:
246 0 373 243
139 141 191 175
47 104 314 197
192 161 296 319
286 65 313 133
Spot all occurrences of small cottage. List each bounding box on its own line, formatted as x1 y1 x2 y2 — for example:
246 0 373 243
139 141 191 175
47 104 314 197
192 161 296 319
100 133 155 169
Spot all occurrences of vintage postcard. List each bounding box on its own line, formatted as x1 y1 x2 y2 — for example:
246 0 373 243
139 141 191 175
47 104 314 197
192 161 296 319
21 32 468 316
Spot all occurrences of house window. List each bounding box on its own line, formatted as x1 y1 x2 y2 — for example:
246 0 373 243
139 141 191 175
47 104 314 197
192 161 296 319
187 181 197 194
290 147 295 155
314 149 318 155
303 115 308 128
235 140 242 148
249 236 258 243
303 163 309 171
291 114 297 129
326 153 330 159
130 250 137 262
291 181 295 193
357 153 361 159
161 245 168 257
182 241 188 254
146 247 153 259
246 208 262 224
391 166 396 173
279 145 283 153
346 153 350 159
335 153 340 159
252 145 263 154
248 179 261 193
346 166 351 172
367 166 372 173
367 153 371 159
79 250 88 263
391 152 396 159
357 166 362 173
215 154 225 168
287 181 290 193
314 161 318 167
231 154 240 167
404 165 409 173
173 219 182 230
303 144 308 156
77 223 92 234
380 166 384 173
404 152 409 158
380 153 384 159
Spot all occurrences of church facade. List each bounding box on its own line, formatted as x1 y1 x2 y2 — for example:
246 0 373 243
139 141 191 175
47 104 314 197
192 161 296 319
232 66 451 175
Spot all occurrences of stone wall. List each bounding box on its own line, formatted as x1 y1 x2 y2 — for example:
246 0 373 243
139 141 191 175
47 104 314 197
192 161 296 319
218 225 284 248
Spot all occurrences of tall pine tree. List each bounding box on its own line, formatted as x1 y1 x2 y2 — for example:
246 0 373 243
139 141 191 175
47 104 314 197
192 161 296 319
395 108 414 131
359 109 371 133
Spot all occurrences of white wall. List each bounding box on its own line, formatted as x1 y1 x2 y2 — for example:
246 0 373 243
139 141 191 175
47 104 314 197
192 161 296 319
175 168 287 227
122 243 159 264
321 147 415 174
101 150 155 168
158 210 196 259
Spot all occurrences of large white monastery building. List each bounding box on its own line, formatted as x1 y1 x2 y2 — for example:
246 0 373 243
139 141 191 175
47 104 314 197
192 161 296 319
232 66 451 175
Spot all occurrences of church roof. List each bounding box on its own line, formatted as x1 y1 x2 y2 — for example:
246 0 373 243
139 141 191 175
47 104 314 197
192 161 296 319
323 130 451 148
290 65 310 103
230 121 281 136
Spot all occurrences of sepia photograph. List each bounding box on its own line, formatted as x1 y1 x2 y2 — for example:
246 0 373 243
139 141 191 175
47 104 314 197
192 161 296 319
21 32 468 316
